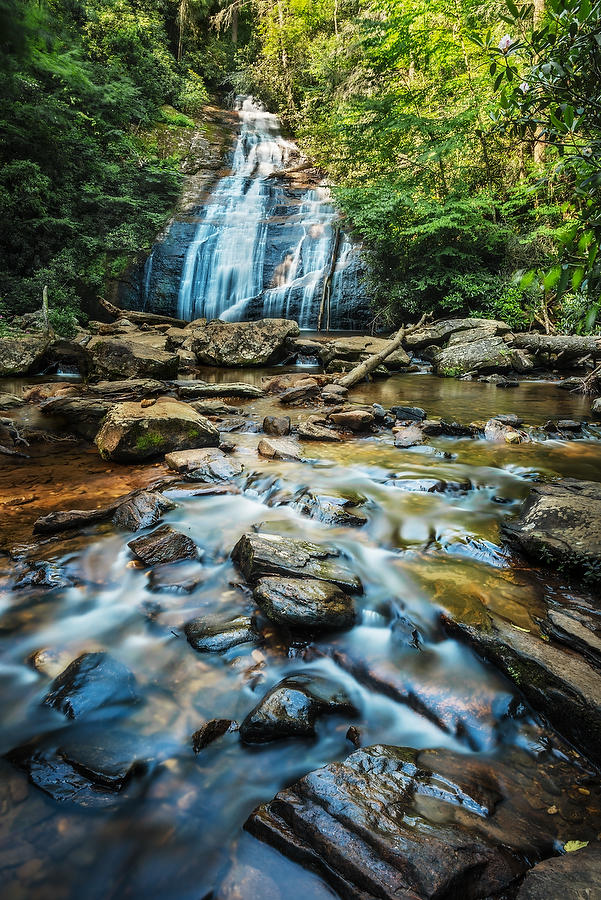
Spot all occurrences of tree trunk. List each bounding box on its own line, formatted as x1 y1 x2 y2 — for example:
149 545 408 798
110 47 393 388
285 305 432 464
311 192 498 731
532 0 546 165
231 6 238 44
337 314 429 389
317 226 341 332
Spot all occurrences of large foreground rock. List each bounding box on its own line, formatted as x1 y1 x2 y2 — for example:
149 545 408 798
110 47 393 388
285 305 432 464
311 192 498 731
95 397 219 461
87 336 179 380
503 479 601 584
232 533 362 593
517 844 601 899
254 577 356 630
189 319 299 366
247 744 601 899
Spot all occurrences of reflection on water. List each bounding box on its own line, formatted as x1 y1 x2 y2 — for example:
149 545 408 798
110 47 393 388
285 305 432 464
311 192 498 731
0 371 600 899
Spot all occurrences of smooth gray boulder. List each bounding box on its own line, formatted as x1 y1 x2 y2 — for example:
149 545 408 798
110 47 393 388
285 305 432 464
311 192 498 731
432 337 533 377
254 577 356 630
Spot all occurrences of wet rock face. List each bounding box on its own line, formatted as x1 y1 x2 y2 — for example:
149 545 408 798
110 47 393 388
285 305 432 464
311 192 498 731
246 744 601 900
503 479 601 584
254 577 356 630
95 397 219 461
9 726 151 807
165 447 243 481
240 675 357 743
517 843 601 899
87 336 179 380
128 525 198 566
232 533 362 594
43 652 139 719
189 319 299 367
185 615 257 653
112 491 175 532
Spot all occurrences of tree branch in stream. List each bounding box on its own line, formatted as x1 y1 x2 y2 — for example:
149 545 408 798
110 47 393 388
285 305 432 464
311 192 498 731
336 313 430 389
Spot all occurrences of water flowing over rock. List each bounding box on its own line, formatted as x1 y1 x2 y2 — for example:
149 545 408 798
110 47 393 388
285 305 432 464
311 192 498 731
123 97 368 329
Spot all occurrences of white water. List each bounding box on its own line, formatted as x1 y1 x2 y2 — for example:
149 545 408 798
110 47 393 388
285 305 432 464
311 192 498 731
176 97 355 327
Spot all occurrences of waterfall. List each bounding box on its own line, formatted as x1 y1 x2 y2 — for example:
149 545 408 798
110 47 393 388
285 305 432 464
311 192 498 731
172 96 363 329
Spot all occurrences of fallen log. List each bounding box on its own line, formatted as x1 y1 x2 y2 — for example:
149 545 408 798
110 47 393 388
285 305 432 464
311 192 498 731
511 333 601 360
336 313 429 389
97 296 187 329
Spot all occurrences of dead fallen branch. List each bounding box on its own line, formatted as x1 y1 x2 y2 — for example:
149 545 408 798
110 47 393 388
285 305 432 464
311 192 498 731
336 313 430 389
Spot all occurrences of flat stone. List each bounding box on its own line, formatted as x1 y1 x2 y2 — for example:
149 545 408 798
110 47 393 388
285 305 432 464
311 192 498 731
185 615 257 653
328 409 374 431
191 400 243 416
246 744 601 899
254 577 356 630
112 491 175 531
297 418 342 441
240 675 357 743
95 397 219 461
263 415 291 436
165 447 243 481
128 524 197 566
390 405 427 421
503 479 601 584
278 380 321 405
258 438 303 461
87 379 166 398
87 336 179 380
43 652 139 719
177 381 264 399
393 424 424 448
232 533 362 594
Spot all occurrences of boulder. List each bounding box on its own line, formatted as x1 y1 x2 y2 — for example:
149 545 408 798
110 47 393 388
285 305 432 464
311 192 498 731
185 615 257 653
432 337 533 377
0 392 23 409
87 336 179 380
278 379 321 405
484 418 525 443
592 398 601 417
328 409 374 431
257 437 303 461
320 383 348 402
164 447 243 481
263 415 290 436
177 381 264 399
128 525 197 566
246 744 601 899
320 336 410 371
95 397 219 461
44 652 139 719
232 533 362 594
0 334 49 376
254 577 355 630
240 675 357 743
190 319 300 366
503 479 601 584
390 405 427 421
405 317 511 350
517 843 601 899
112 491 175 532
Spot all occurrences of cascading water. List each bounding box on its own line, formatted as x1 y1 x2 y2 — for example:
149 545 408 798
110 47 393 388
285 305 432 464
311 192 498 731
171 96 365 329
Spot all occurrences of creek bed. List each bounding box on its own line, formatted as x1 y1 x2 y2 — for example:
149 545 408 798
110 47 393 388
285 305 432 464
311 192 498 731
0 370 600 899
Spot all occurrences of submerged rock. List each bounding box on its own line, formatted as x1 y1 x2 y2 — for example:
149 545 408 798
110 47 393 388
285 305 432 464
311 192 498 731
503 479 601 584
147 559 206 594
165 447 243 481
95 397 219 461
128 525 198 566
9 726 151 807
112 491 175 532
246 744 601 899
254 577 356 630
44 652 139 719
189 319 299 366
185 615 257 653
240 675 357 743
232 533 362 593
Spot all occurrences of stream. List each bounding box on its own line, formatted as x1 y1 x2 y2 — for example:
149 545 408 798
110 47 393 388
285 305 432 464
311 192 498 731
1 370 601 899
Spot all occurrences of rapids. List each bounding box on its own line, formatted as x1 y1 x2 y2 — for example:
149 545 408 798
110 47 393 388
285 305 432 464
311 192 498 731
1 370 600 898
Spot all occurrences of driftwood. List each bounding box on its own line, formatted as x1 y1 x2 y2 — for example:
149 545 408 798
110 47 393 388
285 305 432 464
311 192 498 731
98 296 187 329
337 313 430 389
